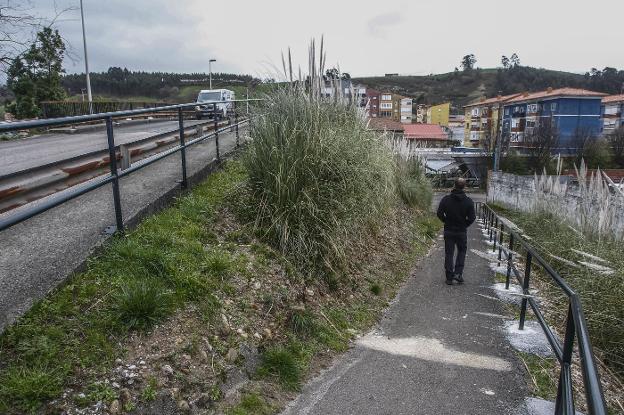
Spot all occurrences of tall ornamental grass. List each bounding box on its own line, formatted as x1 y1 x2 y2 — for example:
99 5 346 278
243 86 395 275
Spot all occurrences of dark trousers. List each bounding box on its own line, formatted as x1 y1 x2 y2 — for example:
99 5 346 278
444 231 467 280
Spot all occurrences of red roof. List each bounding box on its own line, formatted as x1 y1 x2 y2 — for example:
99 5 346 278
602 94 624 104
506 88 606 103
464 93 522 108
366 118 404 132
403 124 448 141
562 169 624 183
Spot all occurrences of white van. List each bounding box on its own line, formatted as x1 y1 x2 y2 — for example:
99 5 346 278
194 89 235 120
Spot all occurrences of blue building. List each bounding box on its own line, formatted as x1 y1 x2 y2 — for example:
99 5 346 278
501 88 606 153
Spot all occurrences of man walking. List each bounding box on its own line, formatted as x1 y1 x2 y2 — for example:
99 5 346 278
436 178 476 285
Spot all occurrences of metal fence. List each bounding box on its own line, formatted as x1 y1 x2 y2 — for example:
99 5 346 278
476 202 607 415
0 100 259 233
40 100 171 118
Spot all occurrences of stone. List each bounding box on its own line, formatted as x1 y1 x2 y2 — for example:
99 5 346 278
305 288 315 297
120 388 131 403
236 328 248 338
115 358 122 365
161 364 174 376
199 350 209 362
239 344 261 376
225 347 239 363
177 400 191 412
253 332 262 340
109 399 121 415
127 364 137 370
253 281 261 290
182 354 191 361
263 328 273 338
111 382 120 389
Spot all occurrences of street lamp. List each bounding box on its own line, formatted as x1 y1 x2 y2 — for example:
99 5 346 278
209 59 216 89
79 0 93 114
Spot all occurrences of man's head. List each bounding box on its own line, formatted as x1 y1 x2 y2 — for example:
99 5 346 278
454 177 466 190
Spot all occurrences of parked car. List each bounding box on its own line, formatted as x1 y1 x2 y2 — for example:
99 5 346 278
194 89 235 120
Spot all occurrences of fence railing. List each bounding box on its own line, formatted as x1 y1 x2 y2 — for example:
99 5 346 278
0 100 260 233
476 202 607 415
40 100 172 118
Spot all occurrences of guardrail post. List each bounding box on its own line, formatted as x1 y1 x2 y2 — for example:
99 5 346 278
106 117 124 233
214 106 220 161
235 102 240 147
178 108 188 189
498 222 504 260
493 216 499 252
120 145 131 170
506 233 514 290
519 252 532 330
555 303 576 415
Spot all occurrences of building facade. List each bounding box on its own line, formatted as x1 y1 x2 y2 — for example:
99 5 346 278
463 94 521 148
601 94 624 134
399 97 413 123
426 102 450 126
416 104 428 123
501 88 605 152
364 88 381 118
379 92 394 118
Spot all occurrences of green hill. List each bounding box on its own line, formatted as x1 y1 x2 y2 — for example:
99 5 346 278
355 66 624 112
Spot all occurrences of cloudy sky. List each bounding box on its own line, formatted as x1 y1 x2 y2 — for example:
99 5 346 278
27 0 624 78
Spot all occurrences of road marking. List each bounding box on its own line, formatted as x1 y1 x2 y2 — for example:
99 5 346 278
357 335 512 371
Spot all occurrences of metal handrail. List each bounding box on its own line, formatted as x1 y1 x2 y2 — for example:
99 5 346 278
476 202 607 414
0 99 260 232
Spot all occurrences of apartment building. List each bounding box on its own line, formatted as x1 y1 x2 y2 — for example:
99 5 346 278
365 88 381 118
399 97 413 123
501 88 606 152
426 103 450 126
416 104 428 123
463 94 521 148
601 94 624 134
379 92 394 118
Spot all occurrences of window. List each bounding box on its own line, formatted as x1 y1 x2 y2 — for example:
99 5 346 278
380 102 392 109
401 107 411 112
605 105 618 115
527 104 538 113
550 103 557 112
381 94 392 101
471 108 480 117
505 108 510 116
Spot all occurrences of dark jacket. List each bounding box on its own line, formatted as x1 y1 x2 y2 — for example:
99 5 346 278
436 190 476 233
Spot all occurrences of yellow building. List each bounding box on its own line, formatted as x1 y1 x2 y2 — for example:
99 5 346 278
426 102 450 127
463 94 521 148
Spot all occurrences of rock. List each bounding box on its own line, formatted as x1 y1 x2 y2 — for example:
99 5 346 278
182 354 191 361
199 350 209 362
120 388 131 404
239 344 261 376
305 288 314 297
196 392 214 408
225 347 239 363
177 400 191 412
127 364 137 370
236 328 248 338
111 382 120 389
253 281 261 290
161 364 174 376
253 332 262 340
109 399 121 415
115 358 123 365
127 379 134 385
139 360 146 365
170 388 180 399
263 328 273 338
77 393 86 399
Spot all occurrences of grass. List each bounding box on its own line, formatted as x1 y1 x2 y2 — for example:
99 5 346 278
257 342 308 391
243 86 404 277
395 157 433 210
0 162 247 414
518 353 558 401
226 392 273 415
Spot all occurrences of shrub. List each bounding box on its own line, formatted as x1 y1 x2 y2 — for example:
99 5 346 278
244 87 394 275
257 346 302 390
394 157 432 210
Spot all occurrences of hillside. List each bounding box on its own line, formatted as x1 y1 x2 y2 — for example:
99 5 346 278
355 66 624 111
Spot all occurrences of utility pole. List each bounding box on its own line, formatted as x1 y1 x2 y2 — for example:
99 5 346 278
80 0 93 114
209 59 216 89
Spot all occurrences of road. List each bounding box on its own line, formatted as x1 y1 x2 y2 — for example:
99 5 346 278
0 126 245 332
0 119 206 176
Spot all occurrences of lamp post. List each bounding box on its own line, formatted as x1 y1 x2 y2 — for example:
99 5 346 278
209 59 216 89
79 0 93 114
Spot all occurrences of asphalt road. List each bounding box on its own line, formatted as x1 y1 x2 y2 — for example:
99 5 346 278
0 126 245 332
0 119 206 176
281 207 530 415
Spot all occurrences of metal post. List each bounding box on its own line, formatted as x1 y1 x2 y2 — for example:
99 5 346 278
493 217 499 252
519 252 532 330
506 233 514 290
178 108 188 189
555 303 576 415
79 0 93 114
498 222 504 260
234 101 240 147
106 117 124 232
214 107 220 161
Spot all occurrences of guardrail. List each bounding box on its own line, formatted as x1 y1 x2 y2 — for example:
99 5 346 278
40 100 171 118
0 99 261 233
476 202 607 415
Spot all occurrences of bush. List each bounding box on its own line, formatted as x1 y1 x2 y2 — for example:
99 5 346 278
394 157 433 209
244 87 394 275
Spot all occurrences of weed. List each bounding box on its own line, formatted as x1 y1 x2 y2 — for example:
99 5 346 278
288 308 317 337
518 353 557 401
113 281 172 331
141 377 158 402
257 345 303 390
0 366 64 413
395 156 433 210
204 250 233 277
370 283 382 296
226 392 272 415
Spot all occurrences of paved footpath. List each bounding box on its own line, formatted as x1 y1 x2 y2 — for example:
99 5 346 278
282 207 531 415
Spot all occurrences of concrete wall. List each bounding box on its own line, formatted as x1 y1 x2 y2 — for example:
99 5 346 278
487 171 624 239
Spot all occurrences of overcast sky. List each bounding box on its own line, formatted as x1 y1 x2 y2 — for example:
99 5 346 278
27 0 624 78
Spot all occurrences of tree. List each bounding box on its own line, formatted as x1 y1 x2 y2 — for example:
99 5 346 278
571 127 611 168
523 120 559 173
510 53 521 67
608 127 624 168
501 55 510 69
460 54 476 72
7 27 66 119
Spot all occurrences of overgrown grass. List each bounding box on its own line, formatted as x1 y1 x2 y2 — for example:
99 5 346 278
225 392 274 415
492 206 624 383
0 162 247 414
257 342 308 391
243 87 395 276
395 157 433 210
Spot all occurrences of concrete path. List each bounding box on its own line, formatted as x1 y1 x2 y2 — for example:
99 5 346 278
0 127 245 331
282 204 530 414
0 119 207 175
